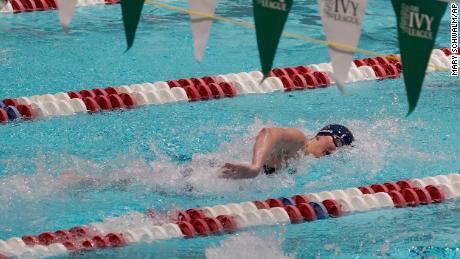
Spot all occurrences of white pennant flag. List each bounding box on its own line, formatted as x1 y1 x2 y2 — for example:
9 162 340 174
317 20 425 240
0 0 7 9
189 0 217 63
58 0 78 32
318 0 368 92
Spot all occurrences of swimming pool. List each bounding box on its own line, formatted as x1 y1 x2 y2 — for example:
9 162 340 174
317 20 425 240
1 0 459 258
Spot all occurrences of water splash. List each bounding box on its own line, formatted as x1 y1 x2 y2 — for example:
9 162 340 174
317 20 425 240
0 116 456 206
205 232 294 259
303 115 456 191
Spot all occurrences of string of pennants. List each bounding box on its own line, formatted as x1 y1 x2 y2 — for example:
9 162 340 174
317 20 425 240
0 0 452 114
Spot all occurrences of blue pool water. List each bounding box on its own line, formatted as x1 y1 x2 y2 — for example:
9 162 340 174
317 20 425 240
0 0 459 258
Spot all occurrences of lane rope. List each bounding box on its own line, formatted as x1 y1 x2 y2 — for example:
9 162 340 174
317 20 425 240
0 172 459 258
0 48 452 124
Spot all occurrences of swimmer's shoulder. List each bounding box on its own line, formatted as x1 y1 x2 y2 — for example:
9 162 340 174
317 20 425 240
270 128 306 142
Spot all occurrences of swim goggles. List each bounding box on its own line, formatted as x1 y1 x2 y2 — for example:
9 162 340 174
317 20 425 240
332 135 344 148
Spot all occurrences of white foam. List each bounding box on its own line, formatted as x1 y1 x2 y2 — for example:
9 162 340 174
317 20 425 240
302 115 457 191
1 116 455 209
205 232 293 259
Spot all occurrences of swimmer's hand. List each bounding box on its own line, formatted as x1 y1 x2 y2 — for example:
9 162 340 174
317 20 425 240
220 163 260 179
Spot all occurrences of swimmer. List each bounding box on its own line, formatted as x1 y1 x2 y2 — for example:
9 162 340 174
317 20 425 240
58 124 354 185
220 124 354 179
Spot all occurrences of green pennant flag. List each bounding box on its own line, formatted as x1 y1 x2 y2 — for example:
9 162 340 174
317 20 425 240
253 0 293 78
391 0 447 115
121 0 145 51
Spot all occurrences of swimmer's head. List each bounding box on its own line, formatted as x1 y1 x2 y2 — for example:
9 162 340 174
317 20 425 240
306 124 354 158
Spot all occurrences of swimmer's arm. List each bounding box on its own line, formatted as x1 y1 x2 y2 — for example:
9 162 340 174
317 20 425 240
221 128 305 179
251 128 305 170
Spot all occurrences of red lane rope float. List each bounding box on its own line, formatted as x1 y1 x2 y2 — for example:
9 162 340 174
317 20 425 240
292 194 310 204
3 99 19 107
397 180 414 189
167 80 181 88
17 105 35 119
388 190 407 208
177 214 237 237
296 203 317 221
359 181 447 208
284 205 303 223
253 200 270 209
20 228 126 252
10 0 26 13
96 96 112 110
166 78 236 101
208 83 225 98
82 97 101 113
383 182 401 192
400 188 420 207
104 0 120 5
22 0 37 11
35 0 49 10
6 0 118 13
305 73 320 88
203 217 224 234
190 77 206 86
372 65 387 79
266 198 284 208
80 90 96 99
322 199 342 218
45 0 57 9
359 186 375 194
276 70 330 90
182 86 200 101
425 185 446 202
108 94 125 109
197 85 212 100
219 82 237 97
0 109 9 123
370 184 389 193
279 76 296 90
71 88 137 112
93 88 108 97
10 0 52 12
119 93 137 108
442 48 453 56
61 232 126 251
68 91 83 99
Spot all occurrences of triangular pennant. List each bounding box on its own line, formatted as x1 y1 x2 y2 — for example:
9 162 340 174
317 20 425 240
121 0 145 51
189 0 217 63
57 0 77 32
391 0 447 115
253 0 293 78
318 0 368 92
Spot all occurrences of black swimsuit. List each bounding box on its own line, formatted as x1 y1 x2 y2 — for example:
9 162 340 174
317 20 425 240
263 165 276 175
263 165 298 175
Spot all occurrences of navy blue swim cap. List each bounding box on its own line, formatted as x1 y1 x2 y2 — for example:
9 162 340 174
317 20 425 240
316 124 354 147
